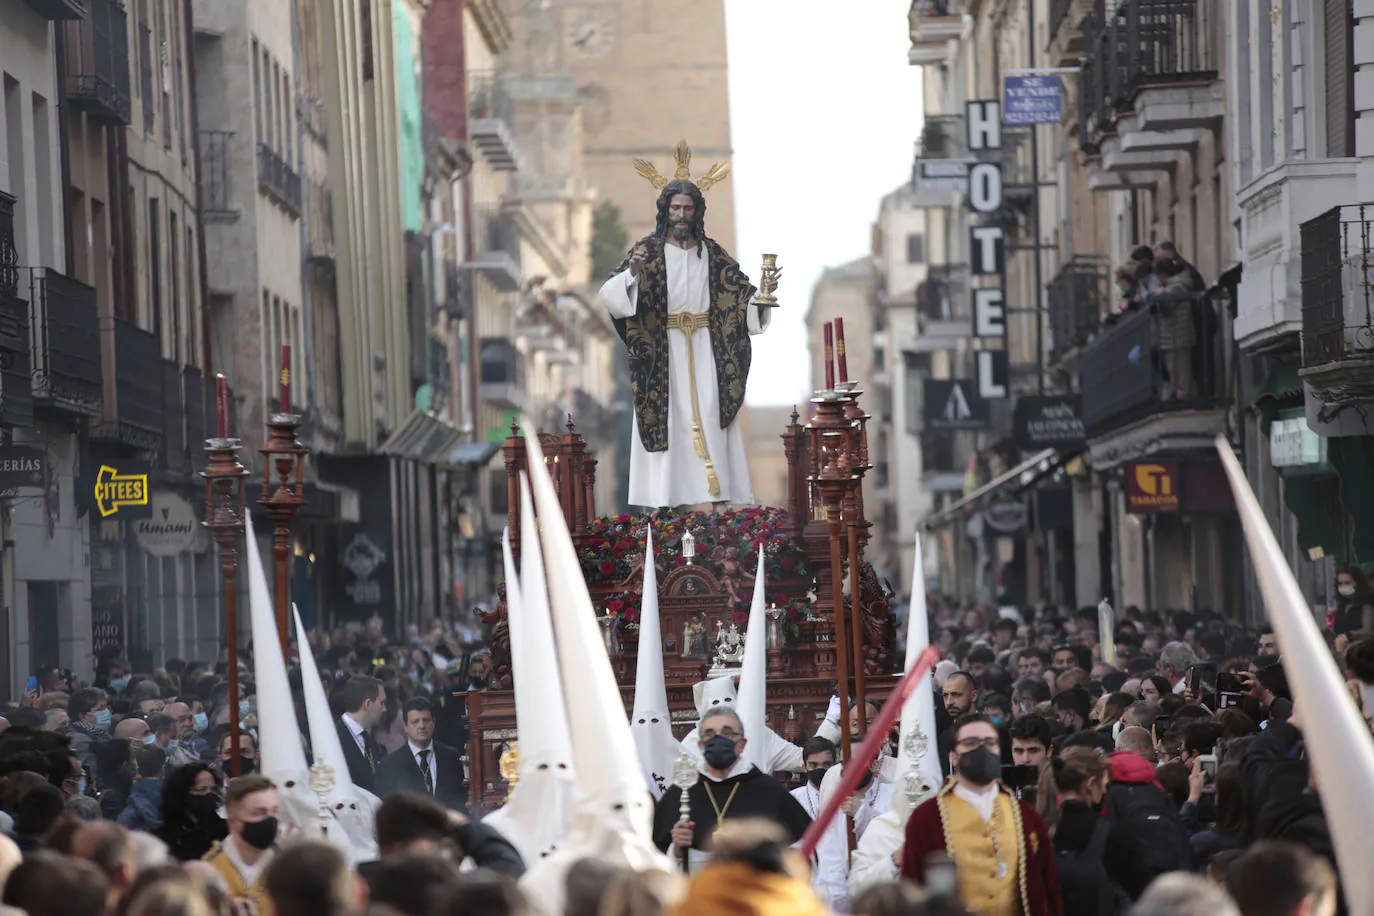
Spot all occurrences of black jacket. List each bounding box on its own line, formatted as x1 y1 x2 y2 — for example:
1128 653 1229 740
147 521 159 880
651 766 810 853
356 820 526 886
1055 799 1149 900
335 715 378 794
157 814 229 862
375 741 468 812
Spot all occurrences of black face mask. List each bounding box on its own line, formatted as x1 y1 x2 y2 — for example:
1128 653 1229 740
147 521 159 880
957 746 1002 787
806 768 828 788
186 794 221 822
702 734 740 771
223 757 256 776
240 815 278 850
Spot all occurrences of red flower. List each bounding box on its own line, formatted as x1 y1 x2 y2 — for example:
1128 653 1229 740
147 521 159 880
675 556 687 567
781 555 797 571
625 606 641 624
599 560 616 576
733 609 749 626
785 607 802 623
606 599 626 614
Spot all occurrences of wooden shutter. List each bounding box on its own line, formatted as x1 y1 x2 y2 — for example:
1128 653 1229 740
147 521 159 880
1326 0 1354 157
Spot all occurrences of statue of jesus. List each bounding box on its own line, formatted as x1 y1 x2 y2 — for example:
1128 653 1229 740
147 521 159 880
598 142 779 509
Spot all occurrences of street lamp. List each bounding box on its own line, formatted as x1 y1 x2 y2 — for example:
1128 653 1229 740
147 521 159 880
260 346 308 652
204 373 249 777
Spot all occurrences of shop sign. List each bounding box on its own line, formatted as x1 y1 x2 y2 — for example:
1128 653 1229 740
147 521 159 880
1125 461 1179 513
134 492 208 557
982 495 1029 534
0 445 47 492
923 378 989 431
1013 395 1086 451
83 462 152 519
1270 416 1327 469
342 532 387 606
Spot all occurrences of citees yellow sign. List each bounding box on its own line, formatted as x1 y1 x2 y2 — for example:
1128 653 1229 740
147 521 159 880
94 464 151 518
1125 461 1179 513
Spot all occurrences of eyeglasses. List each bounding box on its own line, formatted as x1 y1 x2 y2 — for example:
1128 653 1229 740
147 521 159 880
955 737 1000 752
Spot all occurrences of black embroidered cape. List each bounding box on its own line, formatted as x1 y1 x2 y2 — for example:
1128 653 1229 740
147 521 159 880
609 234 758 453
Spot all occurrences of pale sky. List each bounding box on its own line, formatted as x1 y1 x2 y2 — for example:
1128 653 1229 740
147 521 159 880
725 0 924 407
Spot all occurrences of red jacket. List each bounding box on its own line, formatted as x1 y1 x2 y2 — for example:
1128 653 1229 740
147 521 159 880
901 781 1063 916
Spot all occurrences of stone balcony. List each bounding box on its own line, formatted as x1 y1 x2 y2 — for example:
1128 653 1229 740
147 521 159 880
908 0 965 66
1234 159 1360 352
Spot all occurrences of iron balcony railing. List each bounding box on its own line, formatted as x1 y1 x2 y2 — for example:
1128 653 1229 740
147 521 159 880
200 130 235 217
257 141 302 216
1079 0 1218 151
63 0 132 126
1079 291 1223 433
109 319 163 449
0 195 33 429
917 114 964 158
1048 255 1111 363
161 359 185 469
25 0 87 20
22 268 103 415
468 70 514 125
1300 205 1374 368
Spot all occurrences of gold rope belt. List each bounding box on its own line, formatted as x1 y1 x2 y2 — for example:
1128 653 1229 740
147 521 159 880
664 311 721 497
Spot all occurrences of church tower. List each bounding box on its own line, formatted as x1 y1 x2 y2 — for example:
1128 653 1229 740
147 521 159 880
542 0 738 252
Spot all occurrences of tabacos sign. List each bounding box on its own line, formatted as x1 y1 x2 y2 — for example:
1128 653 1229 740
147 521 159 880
1125 462 1179 513
967 99 1009 402
82 462 153 519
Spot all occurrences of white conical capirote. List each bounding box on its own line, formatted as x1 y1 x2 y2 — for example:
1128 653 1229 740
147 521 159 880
517 432 672 914
484 521 575 863
1098 599 1118 668
292 606 378 864
244 513 319 835
892 534 942 819
629 527 681 797
1215 436 1374 916
735 549 769 771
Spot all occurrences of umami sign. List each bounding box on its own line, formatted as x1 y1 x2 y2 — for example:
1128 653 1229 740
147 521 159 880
1125 462 1179 513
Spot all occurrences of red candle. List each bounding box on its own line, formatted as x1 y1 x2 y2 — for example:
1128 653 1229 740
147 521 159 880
280 345 291 413
834 317 849 383
823 322 835 390
216 373 228 438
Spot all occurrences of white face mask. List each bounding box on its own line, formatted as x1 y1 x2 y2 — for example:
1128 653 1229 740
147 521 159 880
1339 585 1357 598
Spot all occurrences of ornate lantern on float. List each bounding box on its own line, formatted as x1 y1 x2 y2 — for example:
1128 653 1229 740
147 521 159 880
682 529 696 565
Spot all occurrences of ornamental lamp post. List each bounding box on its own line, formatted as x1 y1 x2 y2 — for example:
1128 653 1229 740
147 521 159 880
204 373 249 778
260 345 308 653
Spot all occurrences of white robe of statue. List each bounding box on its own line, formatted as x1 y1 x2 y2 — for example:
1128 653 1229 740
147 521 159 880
600 243 770 508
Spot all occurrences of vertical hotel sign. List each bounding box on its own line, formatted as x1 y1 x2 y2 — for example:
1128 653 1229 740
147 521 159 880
967 100 1009 402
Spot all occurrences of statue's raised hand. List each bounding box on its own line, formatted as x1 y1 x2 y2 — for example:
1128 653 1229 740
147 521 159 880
630 244 648 278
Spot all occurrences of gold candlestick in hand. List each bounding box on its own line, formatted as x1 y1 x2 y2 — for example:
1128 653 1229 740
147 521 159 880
755 253 782 307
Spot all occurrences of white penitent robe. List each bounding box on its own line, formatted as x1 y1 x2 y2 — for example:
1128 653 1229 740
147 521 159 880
599 243 770 508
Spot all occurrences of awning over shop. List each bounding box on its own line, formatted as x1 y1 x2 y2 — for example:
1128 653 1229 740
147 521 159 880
444 441 502 468
922 447 1065 530
380 410 464 465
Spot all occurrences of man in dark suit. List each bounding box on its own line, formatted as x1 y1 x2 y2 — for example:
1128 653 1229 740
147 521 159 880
335 675 387 793
375 697 467 811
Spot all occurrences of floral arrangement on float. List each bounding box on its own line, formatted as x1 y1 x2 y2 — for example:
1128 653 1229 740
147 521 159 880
582 507 818 636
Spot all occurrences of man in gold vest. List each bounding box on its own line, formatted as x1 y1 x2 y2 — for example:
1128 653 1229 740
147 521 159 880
203 774 281 915
901 714 1061 916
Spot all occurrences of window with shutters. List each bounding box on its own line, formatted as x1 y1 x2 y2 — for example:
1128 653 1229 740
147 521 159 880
1325 0 1354 158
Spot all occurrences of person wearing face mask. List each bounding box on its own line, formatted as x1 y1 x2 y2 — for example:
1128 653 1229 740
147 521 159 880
901 714 1061 916
217 731 258 776
157 762 229 861
203 774 282 913
651 706 810 871
1329 566 1374 638
67 688 113 780
789 737 848 910
1042 748 1133 916
162 702 208 766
